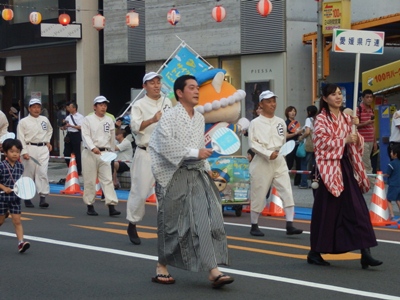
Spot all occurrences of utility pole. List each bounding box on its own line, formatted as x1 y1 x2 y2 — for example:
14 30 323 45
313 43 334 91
316 0 324 102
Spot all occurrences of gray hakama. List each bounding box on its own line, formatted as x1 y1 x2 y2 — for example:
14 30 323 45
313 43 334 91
155 161 229 272
149 103 230 272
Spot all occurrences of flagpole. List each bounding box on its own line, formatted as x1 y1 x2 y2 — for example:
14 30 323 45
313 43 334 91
175 35 213 69
118 41 186 118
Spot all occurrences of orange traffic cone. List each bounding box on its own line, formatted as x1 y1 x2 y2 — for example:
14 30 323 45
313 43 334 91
369 171 397 226
60 154 83 195
262 187 285 217
146 186 157 203
95 178 103 197
146 193 157 203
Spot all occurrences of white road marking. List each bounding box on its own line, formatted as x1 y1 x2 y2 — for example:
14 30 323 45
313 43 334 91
1 231 399 299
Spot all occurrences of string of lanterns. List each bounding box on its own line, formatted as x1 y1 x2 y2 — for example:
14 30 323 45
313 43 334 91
1 0 273 29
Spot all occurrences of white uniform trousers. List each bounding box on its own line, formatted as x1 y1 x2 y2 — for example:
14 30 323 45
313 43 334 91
82 149 118 206
249 154 295 213
126 147 155 224
22 145 50 196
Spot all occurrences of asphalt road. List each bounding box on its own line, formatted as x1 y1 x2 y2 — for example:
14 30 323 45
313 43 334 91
1 192 400 300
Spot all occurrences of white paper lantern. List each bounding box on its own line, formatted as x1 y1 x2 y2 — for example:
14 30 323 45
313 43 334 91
126 10 139 28
93 14 105 31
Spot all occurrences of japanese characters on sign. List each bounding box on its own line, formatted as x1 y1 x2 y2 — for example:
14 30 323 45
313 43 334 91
322 0 351 35
332 29 385 54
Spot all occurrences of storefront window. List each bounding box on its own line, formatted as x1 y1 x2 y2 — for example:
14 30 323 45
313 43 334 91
221 57 241 89
24 76 49 118
70 73 76 102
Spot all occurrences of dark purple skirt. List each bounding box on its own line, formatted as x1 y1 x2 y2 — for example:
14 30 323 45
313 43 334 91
310 151 378 254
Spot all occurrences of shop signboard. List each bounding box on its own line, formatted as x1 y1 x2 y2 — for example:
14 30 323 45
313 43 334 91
41 23 82 39
322 0 351 35
362 60 400 93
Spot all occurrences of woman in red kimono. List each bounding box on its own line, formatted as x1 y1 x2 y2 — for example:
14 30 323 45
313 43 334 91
308 83 382 269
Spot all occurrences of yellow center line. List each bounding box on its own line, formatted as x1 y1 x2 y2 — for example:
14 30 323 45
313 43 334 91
22 212 73 219
105 222 156 230
72 223 361 261
70 224 157 239
228 245 360 260
227 236 310 249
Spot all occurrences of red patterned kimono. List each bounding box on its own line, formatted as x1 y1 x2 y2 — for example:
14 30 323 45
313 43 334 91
313 109 370 196
310 108 377 254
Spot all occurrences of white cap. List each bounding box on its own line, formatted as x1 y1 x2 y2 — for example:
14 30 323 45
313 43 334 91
259 90 277 102
29 98 42 106
93 96 110 104
143 72 162 84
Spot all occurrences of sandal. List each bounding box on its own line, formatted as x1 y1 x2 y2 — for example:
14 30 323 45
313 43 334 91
151 274 175 285
211 274 234 289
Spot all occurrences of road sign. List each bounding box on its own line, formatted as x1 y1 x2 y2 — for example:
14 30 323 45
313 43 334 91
332 29 385 129
332 29 385 54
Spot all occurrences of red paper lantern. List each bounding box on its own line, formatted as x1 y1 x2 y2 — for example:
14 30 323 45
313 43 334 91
93 14 105 31
212 5 226 23
2 8 14 21
59 13 71 26
257 0 273 17
29 11 42 25
126 10 139 28
167 8 181 26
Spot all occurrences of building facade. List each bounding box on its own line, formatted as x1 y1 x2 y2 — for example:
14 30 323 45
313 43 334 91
0 0 399 155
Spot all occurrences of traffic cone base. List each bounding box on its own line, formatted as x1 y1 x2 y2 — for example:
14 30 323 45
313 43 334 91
369 171 397 227
61 153 83 195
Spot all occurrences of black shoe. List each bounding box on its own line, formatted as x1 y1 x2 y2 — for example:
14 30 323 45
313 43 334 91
127 223 141 245
39 197 49 208
250 224 265 236
108 205 121 216
86 205 98 216
286 221 303 235
286 226 303 235
361 248 382 269
307 250 330 266
24 200 34 208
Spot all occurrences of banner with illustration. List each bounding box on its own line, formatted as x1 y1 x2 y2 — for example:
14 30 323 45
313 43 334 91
160 45 210 98
119 40 212 118
209 156 250 203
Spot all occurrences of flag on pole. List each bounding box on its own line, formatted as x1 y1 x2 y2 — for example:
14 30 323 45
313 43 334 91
119 39 213 118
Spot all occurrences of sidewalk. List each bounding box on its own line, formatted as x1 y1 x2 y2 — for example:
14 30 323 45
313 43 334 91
48 161 374 209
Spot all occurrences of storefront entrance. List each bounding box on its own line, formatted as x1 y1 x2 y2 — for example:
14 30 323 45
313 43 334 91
1 73 76 156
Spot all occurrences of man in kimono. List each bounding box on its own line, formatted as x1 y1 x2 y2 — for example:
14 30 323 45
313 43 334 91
148 75 234 289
